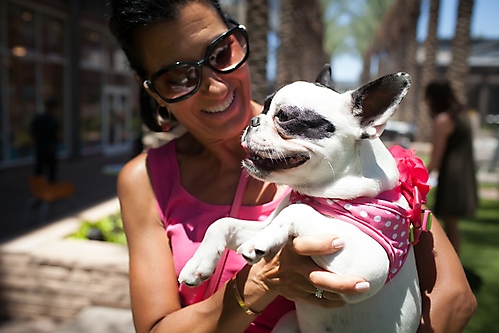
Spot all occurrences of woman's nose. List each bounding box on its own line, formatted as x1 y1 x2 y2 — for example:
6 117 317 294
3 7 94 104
199 67 228 97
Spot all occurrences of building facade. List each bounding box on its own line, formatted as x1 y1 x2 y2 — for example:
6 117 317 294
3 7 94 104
0 0 140 169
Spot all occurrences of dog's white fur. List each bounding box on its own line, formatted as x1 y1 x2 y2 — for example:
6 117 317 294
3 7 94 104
179 65 421 333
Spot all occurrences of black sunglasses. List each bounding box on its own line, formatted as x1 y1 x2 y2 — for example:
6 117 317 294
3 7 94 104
143 20 250 103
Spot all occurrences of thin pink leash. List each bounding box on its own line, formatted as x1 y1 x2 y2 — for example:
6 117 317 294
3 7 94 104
204 169 249 297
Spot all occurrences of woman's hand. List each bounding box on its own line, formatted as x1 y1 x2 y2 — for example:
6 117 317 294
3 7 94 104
248 234 369 309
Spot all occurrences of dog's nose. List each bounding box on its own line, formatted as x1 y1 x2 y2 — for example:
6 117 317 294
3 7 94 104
250 116 260 127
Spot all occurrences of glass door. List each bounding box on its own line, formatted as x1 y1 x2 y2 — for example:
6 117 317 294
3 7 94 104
102 85 132 155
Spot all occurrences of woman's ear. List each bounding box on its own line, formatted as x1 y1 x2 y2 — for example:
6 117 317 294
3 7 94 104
135 74 142 85
136 74 167 107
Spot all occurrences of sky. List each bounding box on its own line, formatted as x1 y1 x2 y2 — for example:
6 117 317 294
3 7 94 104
332 0 499 83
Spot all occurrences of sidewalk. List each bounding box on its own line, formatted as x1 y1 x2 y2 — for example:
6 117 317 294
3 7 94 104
0 152 131 242
0 306 134 333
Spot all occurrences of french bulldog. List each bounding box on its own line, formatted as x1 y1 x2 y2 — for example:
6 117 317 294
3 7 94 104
179 64 426 333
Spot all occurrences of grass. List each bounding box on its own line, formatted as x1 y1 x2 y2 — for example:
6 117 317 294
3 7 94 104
460 198 499 333
426 187 499 333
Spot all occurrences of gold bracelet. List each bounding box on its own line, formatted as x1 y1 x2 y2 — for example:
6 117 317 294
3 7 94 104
232 277 262 316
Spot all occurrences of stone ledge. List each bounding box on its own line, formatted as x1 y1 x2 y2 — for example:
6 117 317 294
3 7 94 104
0 198 130 323
54 306 134 333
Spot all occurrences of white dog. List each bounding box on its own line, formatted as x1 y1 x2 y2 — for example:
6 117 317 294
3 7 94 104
179 64 430 333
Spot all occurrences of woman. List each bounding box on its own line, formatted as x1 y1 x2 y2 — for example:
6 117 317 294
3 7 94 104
109 1 476 332
425 80 478 254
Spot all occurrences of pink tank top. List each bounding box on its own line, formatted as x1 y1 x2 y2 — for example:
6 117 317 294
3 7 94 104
147 141 294 333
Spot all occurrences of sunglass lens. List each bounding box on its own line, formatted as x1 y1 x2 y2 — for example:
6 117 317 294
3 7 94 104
208 29 247 72
154 65 199 100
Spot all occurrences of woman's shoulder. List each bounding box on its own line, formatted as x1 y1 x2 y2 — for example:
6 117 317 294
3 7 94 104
434 112 455 135
118 140 176 190
118 153 149 191
434 112 453 124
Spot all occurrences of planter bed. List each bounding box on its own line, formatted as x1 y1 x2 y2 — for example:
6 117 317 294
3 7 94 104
0 198 130 323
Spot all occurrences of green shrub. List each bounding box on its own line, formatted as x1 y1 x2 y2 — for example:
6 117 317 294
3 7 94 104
68 212 126 245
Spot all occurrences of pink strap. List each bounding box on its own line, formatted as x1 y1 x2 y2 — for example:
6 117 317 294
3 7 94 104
230 168 249 217
204 169 249 297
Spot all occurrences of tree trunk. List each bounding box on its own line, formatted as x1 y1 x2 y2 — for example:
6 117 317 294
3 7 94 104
416 0 441 142
246 0 269 104
276 0 328 88
446 0 474 107
276 0 297 87
397 0 421 124
296 1 329 82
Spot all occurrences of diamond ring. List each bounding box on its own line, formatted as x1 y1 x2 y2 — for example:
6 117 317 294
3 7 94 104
315 288 324 299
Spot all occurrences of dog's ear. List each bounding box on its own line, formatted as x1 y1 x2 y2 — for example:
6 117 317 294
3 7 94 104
315 64 335 89
262 91 276 115
352 72 411 139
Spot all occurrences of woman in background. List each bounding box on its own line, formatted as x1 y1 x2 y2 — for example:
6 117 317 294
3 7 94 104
425 79 478 254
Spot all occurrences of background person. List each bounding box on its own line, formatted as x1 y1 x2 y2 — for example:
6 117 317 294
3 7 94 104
425 79 478 254
109 1 476 332
30 99 60 182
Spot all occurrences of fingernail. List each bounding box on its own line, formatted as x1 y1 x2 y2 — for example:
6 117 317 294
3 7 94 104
355 282 370 292
332 238 345 249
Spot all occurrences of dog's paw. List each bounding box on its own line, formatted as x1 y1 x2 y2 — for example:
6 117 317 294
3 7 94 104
237 243 267 264
178 257 217 287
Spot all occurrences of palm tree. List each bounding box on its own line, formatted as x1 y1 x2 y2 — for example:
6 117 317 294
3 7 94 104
297 1 330 82
276 0 328 88
416 0 441 142
246 0 270 104
275 0 296 87
347 0 395 83
446 0 475 106
395 0 421 124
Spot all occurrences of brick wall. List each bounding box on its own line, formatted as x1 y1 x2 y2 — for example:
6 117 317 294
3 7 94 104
0 199 129 323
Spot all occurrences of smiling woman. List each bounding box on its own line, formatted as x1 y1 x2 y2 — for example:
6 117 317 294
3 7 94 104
108 1 477 332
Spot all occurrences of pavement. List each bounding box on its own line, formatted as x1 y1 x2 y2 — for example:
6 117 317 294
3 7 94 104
0 306 134 333
0 152 132 243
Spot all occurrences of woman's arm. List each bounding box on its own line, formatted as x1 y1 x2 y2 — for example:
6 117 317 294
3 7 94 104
415 217 477 333
118 154 266 333
118 155 367 333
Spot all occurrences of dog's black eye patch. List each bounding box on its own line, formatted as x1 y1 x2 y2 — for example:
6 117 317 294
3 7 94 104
275 106 335 140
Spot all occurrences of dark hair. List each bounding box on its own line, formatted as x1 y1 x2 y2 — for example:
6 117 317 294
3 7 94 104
108 0 229 131
425 79 463 120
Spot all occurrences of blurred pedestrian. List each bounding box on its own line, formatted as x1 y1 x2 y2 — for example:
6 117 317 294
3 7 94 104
31 100 60 182
425 79 478 254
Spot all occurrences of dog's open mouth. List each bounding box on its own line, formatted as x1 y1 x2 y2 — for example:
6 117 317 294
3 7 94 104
246 152 310 171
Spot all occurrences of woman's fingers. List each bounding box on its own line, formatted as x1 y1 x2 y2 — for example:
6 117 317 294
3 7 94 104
258 237 370 308
292 235 345 256
290 235 369 295
309 270 370 295
304 290 346 308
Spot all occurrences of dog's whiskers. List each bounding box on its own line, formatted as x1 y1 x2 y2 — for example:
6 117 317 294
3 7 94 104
325 158 336 182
